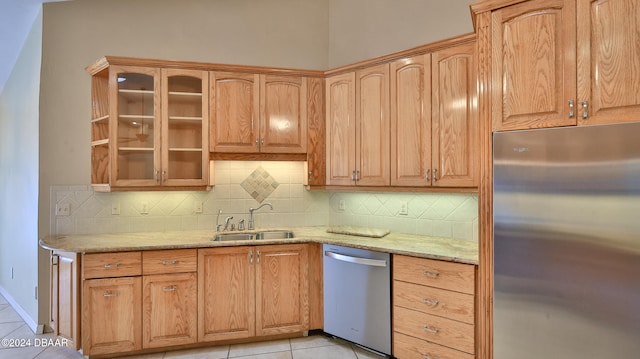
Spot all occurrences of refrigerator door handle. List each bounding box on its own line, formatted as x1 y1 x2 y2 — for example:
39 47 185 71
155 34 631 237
324 251 387 267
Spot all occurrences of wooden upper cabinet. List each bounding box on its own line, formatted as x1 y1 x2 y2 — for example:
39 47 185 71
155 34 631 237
210 72 260 153
325 65 390 186
325 72 356 185
210 72 308 153
432 42 478 187
390 55 432 187
87 58 210 191
577 0 640 124
489 0 640 130
356 64 391 186
261 75 308 153
491 0 577 130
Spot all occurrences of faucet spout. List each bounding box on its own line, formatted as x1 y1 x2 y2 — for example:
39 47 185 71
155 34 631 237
248 202 273 230
223 216 234 231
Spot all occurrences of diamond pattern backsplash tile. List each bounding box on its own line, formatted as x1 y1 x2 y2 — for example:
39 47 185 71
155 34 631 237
241 166 279 203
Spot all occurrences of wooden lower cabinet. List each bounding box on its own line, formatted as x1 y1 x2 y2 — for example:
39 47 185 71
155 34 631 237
50 250 80 349
82 276 142 356
198 244 309 342
392 255 476 359
143 272 197 348
198 246 255 341
256 245 309 336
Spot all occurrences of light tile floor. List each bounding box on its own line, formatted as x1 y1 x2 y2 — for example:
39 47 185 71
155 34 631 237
0 294 385 359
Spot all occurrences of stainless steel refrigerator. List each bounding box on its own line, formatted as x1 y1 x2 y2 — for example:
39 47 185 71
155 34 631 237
493 122 640 358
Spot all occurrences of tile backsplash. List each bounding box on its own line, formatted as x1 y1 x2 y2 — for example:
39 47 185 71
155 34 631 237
51 161 477 241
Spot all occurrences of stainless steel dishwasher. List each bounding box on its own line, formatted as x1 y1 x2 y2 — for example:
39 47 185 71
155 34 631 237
323 244 391 356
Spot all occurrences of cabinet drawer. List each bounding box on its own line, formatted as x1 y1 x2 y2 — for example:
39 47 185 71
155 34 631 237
394 332 474 359
143 249 197 275
393 280 474 324
394 306 474 354
393 255 475 294
83 252 142 279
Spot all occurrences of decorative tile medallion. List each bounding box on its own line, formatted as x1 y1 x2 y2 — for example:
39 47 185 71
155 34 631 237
241 166 279 203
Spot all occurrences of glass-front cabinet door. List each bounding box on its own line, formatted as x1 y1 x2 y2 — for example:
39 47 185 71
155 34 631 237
110 66 161 187
161 69 209 186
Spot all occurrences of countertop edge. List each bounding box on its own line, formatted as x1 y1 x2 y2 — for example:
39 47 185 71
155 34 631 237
40 227 479 265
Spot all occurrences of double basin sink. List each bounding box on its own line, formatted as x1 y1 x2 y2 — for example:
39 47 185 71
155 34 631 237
213 230 295 242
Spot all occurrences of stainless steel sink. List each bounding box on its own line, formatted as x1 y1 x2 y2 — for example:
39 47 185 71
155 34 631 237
212 230 295 241
255 230 295 240
213 233 255 241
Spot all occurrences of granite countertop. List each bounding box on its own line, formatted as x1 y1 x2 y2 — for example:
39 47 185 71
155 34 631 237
40 226 478 265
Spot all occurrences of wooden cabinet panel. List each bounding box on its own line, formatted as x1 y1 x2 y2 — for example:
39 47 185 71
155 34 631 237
356 63 391 186
394 255 475 295
432 42 478 187
198 247 255 342
305 77 326 186
210 72 260 153
143 272 197 348
83 251 142 279
82 277 142 356
256 244 309 336
394 332 474 359
577 0 640 124
393 280 474 324
326 72 356 185
491 0 577 130
260 75 308 153
142 249 197 275
390 54 432 187
50 251 80 349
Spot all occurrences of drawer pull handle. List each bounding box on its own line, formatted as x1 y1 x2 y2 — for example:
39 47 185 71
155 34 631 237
423 298 440 306
161 260 177 265
423 353 440 359
162 286 178 292
103 291 119 297
423 325 440 334
103 263 120 269
422 270 439 278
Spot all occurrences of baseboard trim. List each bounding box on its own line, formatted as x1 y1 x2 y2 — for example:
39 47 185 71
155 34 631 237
0 286 38 332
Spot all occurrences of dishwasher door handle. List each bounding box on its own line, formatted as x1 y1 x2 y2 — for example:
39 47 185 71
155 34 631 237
324 251 387 267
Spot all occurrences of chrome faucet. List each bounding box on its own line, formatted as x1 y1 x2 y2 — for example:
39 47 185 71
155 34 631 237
248 202 273 230
223 216 234 231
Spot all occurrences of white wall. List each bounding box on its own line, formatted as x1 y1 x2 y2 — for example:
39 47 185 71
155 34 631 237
327 0 475 67
0 10 42 330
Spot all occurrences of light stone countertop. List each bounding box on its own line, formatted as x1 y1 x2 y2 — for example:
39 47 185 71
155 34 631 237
40 226 478 265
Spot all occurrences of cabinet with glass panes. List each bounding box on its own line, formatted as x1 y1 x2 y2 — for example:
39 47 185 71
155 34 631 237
87 58 210 191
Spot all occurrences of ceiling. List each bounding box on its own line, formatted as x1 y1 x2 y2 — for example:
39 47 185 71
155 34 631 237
0 0 65 95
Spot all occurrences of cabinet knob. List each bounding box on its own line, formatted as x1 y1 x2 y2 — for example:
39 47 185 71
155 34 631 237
308 171 313 183
162 285 178 292
103 263 120 269
103 291 119 297
161 260 177 265
255 138 259 148
425 169 431 182
422 353 440 359
432 169 438 182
